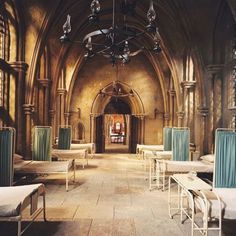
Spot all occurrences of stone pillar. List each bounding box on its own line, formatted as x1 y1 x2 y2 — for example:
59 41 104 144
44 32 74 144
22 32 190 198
37 78 51 125
177 112 185 127
229 108 236 128
10 61 28 154
164 113 170 127
49 110 55 142
168 90 176 126
197 107 209 154
57 88 67 127
23 104 34 159
90 114 95 143
125 114 130 145
181 81 196 140
207 65 223 152
64 112 70 125
139 115 145 144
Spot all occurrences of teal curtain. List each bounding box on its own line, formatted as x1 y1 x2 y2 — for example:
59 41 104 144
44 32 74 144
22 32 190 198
32 127 51 161
172 129 189 161
58 127 71 150
163 127 172 151
0 129 14 186
215 131 236 188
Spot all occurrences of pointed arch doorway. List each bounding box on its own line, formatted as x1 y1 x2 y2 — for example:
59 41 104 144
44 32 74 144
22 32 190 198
90 81 145 153
104 98 131 153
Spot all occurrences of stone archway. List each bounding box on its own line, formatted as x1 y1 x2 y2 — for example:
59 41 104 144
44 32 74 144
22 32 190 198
90 81 145 153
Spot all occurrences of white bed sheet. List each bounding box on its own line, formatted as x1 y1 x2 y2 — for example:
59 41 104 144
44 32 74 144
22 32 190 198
0 184 43 217
137 144 164 152
52 149 87 159
157 160 214 173
212 188 236 219
14 160 72 174
144 150 172 160
70 143 95 154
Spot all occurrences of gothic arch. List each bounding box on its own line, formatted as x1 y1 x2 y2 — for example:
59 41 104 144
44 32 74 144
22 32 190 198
91 81 145 116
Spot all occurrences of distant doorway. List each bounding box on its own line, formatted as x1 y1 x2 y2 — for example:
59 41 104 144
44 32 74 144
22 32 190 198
104 98 130 153
104 114 129 153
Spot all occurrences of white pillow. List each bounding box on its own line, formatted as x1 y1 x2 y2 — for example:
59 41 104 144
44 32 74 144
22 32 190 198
200 154 215 163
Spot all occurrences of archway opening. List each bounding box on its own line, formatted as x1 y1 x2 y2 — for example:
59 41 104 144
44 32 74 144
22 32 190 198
104 98 131 153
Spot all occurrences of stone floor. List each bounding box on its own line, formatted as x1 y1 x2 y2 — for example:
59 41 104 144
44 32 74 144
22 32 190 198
2 151 236 235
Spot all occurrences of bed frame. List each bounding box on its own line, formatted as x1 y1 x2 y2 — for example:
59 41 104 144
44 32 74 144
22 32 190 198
14 160 75 191
0 183 46 236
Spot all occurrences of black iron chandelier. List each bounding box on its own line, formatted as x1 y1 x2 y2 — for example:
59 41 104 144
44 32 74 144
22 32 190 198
60 0 161 65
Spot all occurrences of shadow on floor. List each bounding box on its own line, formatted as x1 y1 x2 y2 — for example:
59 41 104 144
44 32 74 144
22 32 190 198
105 143 129 153
0 221 82 236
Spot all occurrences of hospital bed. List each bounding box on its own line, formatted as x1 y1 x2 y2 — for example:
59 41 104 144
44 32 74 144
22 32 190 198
156 158 214 191
136 144 164 159
189 129 236 235
13 127 76 191
136 127 172 159
56 126 95 157
70 143 95 157
51 148 88 168
14 154 75 191
0 183 46 236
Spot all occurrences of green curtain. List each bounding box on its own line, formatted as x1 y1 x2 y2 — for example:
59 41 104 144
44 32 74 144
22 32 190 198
163 127 172 151
215 131 236 188
58 127 71 150
172 129 189 161
0 129 14 186
32 127 51 161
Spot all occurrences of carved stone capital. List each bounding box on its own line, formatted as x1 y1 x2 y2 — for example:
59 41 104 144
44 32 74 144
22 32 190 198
23 104 34 115
197 107 209 117
176 111 185 119
164 113 170 120
9 61 29 73
228 107 236 115
64 112 70 118
181 81 196 90
37 78 51 87
206 64 223 75
168 90 176 96
49 109 55 117
57 88 67 95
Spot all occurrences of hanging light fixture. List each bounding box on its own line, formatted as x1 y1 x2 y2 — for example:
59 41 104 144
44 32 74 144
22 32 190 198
99 81 134 98
99 63 134 98
60 0 162 65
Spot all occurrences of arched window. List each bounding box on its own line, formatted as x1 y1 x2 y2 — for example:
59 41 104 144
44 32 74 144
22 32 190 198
0 2 14 125
0 11 8 107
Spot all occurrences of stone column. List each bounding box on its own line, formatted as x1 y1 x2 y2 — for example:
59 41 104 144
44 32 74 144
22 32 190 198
164 113 170 127
139 115 145 144
49 110 55 142
168 90 176 126
177 112 185 127
197 107 209 154
57 88 67 127
23 104 34 159
37 78 51 125
181 81 196 141
10 61 28 154
229 108 236 128
90 114 95 143
207 65 223 152
64 112 70 125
